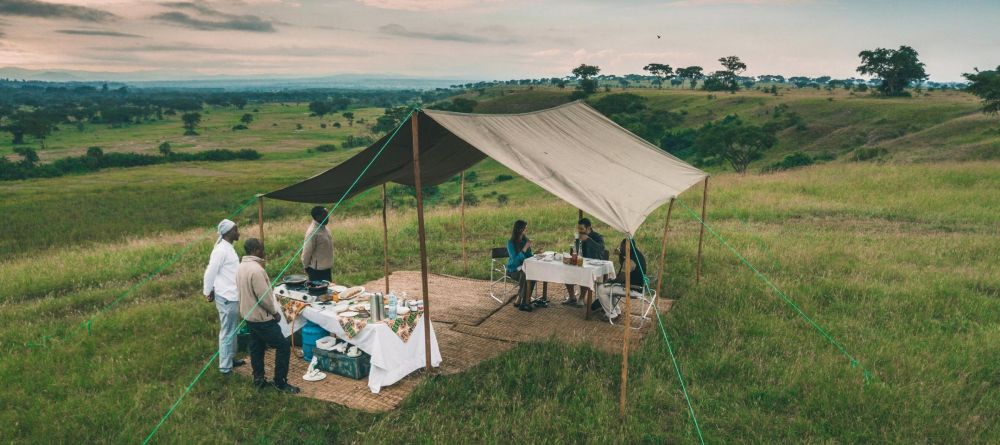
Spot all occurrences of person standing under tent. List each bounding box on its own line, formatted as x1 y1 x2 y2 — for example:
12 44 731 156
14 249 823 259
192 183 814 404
563 218 605 306
202 219 246 374
237 238 300 394
301 206 334 282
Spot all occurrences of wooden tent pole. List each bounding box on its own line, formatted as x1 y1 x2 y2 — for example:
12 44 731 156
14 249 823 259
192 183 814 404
257 195 264 247
460 171 468 275
656 198 675 299
696 177 709 284
620 238 633 417
578 209 583 221
382 183 390 294
411 111 433 373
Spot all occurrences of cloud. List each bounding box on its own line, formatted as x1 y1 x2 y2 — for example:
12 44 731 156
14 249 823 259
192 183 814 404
379 23 520 44
151 2 277 32
0 0 118 22
357 0 503 11
57 29 142 38
666 0 811 5
93 43 368 57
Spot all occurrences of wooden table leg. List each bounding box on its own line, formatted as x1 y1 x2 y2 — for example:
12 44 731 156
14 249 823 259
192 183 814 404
542 282 548 300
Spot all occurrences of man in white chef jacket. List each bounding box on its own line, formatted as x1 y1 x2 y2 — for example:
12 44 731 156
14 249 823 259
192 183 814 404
203 219 246 374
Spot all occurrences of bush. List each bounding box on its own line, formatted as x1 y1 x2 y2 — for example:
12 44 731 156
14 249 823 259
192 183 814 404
762 152 814 173
851 147 888 161
449 191 479 207
158 142 172 156
496 194 509 206
314 144 337 152
0 148 261 182
495 174 514 182
232 124 248 131
342 135 374 149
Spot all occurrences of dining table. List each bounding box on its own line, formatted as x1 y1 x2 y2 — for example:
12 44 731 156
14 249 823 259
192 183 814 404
521 252 616 319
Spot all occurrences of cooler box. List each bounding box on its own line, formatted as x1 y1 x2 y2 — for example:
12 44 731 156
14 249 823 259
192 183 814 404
300 321 328 362
313 348 371 380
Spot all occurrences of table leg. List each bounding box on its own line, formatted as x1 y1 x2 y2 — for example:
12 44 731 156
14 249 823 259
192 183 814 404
585 289 592 320
542 282 548 300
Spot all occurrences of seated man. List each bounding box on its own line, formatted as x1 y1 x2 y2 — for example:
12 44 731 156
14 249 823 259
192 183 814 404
237 237 300 394
563 218 605 306
592 239 647 322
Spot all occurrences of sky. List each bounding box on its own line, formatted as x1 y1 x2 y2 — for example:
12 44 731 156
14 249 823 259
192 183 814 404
0 0 997 81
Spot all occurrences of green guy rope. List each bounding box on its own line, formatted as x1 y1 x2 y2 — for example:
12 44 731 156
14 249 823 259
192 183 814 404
142 109 417 445
24 195 259 350
628 238 706 445
676 201 874 384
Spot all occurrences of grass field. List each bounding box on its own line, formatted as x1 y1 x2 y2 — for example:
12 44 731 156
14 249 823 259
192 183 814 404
1 88 999 444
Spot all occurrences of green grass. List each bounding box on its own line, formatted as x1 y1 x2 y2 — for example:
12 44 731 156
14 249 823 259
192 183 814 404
1 160 998 443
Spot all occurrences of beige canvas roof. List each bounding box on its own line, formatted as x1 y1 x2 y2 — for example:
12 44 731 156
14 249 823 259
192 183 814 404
267 101 708 235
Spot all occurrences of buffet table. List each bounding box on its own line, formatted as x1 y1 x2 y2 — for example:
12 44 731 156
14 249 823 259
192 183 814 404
272 284 442 394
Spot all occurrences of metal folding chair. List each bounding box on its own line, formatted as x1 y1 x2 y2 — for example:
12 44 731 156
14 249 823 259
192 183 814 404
488 247 514 303
605 276 658 329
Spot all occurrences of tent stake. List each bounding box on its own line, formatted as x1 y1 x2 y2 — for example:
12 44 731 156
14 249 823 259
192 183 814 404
257 195 264 247
656 198 675 299
460 171 468 275
620 238 632 417
411 111 433 373
696 177 709 284
382 183 390 293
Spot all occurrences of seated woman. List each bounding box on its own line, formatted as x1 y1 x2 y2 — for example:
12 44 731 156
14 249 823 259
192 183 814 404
592 238 647 321
506 220 543 312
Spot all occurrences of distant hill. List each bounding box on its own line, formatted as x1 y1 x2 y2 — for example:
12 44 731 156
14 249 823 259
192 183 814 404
0 66 478 90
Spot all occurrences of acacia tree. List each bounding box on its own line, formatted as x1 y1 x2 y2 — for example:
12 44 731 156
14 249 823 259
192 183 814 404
694 115 776 174
342 111 355 127
182 112 201 136
240 113 254 125
856 45 928 96
706 56 747 92
963 65 1000 116
642 63 674 89
571 64 601 97
676 66 704 89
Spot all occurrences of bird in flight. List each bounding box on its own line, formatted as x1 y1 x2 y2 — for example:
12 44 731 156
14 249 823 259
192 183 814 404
657 35 661 39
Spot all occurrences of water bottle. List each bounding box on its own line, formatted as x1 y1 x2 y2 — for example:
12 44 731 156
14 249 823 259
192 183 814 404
387 292 398 319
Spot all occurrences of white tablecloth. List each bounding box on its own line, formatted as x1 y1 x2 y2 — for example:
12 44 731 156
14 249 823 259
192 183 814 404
272 285 442 393
522 255 616 290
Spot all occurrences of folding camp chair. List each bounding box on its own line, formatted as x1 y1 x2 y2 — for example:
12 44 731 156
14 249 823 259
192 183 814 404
604 276 658 329
488 247 515 303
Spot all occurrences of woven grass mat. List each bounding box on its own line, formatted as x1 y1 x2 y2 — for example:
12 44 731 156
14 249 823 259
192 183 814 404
233 322 516 412
449 283 674 354
235 273 670 410
359 271 512 325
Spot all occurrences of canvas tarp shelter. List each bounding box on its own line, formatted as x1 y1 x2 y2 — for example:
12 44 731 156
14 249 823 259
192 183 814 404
263 100 710 415
266 101 707 235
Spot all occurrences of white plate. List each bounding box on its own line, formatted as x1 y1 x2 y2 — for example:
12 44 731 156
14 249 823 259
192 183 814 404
339 311 359 318
331 285 348 293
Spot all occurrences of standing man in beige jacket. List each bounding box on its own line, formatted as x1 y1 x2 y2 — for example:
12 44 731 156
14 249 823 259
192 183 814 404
237 238 299 394
301 206 333 282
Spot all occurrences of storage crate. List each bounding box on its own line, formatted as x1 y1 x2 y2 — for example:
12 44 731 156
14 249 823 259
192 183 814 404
313 348 371 380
